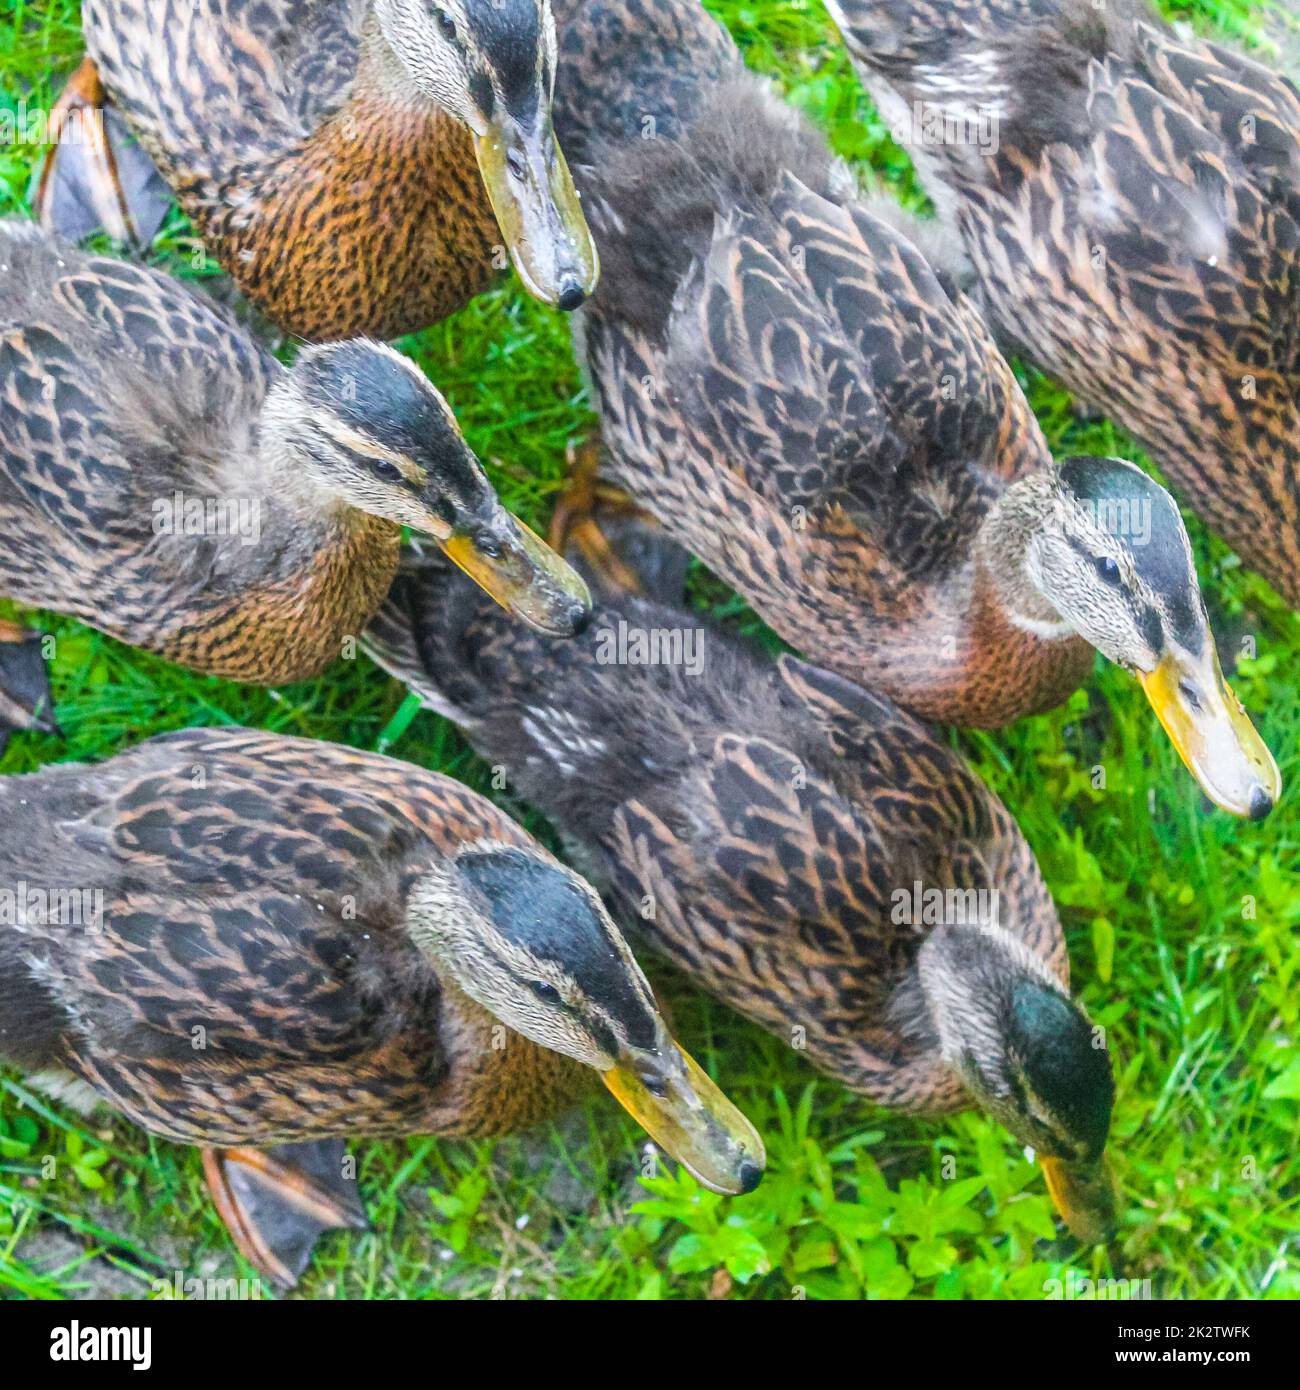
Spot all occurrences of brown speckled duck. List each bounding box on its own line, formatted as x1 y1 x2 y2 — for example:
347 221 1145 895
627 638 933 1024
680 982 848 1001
365 521 1119 1245
827 0 1300 606
544 0 1279 820
0 727 763 1287
38 0 599 339
0 220 588 743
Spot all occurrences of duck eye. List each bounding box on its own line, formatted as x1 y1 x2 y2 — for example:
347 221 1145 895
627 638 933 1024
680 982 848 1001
1094 555 1122 586
506 150 527 182
530 980 562 1005
435 8 457 40
372 460 403 483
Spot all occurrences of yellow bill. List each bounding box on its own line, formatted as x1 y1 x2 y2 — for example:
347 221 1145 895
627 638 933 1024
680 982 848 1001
602 1040 765 1196
1138 645 1280 820
1041 1154 1118 1246
441 513 591 638
475 114 600 311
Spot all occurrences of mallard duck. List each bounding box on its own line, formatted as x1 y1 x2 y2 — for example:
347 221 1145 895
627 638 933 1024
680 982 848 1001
543 0 1279 820
364 521 1118 1246
37 0 599 339
826 0 1300 607
0 219 589 743
0 726 763 1287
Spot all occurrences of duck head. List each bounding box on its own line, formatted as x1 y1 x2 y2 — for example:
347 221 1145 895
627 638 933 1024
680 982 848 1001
263 340 590 637
406 841 765 1194
370 0 599 310
982 456 1280 819
916 923 1118 1245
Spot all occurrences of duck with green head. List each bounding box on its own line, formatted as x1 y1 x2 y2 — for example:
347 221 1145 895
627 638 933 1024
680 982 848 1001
365 516 1122 1245
902 922 1116 1243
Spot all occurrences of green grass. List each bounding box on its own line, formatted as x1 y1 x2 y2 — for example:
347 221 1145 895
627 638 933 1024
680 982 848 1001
1 0 1299 1301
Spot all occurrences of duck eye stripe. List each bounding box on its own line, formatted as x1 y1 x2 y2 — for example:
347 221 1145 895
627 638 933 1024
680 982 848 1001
470 71 496 120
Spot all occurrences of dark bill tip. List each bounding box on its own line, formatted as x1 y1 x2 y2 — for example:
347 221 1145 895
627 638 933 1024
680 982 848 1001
737 1159 763 1195
1136 646 1281 819
601 1040 765 1196
473 119 600 309
556 281 588 313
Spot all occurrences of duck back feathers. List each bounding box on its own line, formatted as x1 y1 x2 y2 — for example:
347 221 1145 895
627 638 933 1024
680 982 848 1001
547 2 1062 714
831 0 1300 598
551 0 740 155
0 221 277 573
365 557 1064 1108
84 0 368 200
0 729 567 1144
563 70 843 342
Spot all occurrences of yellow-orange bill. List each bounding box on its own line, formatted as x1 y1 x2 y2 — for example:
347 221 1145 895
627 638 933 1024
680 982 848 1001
474 116 600 309
1138 646 1280 820
441 515 591 638
602 1043 765 1196
1041 1155 1118 1245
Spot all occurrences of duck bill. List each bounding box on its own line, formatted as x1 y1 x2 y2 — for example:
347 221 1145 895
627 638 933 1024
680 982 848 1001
601 1035 765 1196
440 513 591 637
474 115 600 310
1041 1155 1118 1245
1137 645 1280 820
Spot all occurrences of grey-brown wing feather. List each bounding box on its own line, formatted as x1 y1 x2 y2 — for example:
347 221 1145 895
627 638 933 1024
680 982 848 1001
84 0 367 197
0 222 274 619
591 175 1040 586
0 729 531 1142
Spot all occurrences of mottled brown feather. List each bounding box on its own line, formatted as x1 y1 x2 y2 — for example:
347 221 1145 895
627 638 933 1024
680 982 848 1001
551 0 1093 728
366 559 1067 1115
0 729 587 1144
830 0 1300 603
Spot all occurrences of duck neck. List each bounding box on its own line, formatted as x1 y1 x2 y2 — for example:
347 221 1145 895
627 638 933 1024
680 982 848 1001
151 505 399 682
975 474 1074 640
435 973 593 1135
354 7 443 113
199 6 496 340
402 866 594 1135
909 923 1064 1128
150 396 403 683
916 923 1043 1066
